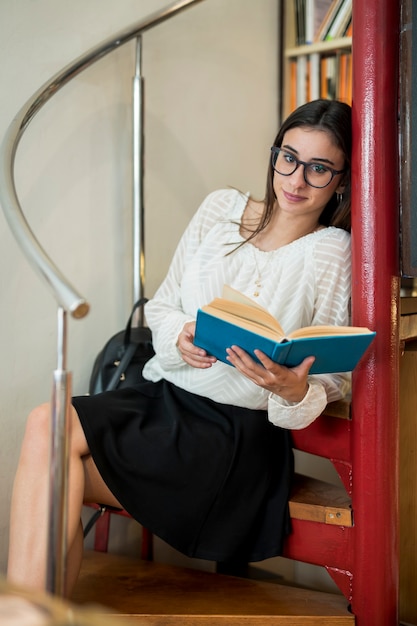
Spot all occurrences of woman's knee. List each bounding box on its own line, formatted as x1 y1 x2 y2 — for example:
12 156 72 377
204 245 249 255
21 402 88 462
19 403 52 466
25 403 51 443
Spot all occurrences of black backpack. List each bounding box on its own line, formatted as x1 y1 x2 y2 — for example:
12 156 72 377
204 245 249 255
89 297 154 395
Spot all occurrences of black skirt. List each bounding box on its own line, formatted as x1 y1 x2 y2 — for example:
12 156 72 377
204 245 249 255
72 379 293 563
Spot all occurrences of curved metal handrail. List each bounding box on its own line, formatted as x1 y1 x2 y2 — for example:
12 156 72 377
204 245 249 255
0 0 204 318
0 0 206 596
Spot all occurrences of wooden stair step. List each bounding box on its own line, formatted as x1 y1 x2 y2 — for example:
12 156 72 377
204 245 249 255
323 399 351 420
289 474 353 526
85 473 353 540
72 551 354 625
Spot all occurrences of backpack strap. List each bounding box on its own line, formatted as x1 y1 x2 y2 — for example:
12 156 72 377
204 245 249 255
105 297 149 392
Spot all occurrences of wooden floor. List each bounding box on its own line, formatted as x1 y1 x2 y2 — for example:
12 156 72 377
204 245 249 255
72 551 355 625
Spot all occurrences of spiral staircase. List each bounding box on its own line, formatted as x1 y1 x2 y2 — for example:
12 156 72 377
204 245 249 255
0 1 404 624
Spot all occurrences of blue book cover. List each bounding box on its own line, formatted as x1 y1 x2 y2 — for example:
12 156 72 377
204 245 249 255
194 288 376 375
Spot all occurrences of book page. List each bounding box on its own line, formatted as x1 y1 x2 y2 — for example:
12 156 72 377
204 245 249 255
221 285 267 311
201 305 285 341
288 324 373 339
216 286 373 341
213 285 286 336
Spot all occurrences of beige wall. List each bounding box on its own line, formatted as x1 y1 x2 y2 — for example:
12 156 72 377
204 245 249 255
0 0 339 594
0 0 280 576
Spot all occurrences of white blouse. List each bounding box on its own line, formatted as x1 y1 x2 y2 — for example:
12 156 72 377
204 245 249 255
143 188 351 430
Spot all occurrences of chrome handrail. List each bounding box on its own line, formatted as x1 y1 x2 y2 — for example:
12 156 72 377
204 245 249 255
0 0 205 596
0 0 204 317
133 34 146 324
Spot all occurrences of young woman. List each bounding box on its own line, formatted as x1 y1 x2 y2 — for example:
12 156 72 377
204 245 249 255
7 99 352 595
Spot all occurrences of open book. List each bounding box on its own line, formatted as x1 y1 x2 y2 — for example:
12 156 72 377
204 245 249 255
194 285 376 374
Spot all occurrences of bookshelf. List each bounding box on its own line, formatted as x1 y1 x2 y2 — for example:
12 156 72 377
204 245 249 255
282 0 352 117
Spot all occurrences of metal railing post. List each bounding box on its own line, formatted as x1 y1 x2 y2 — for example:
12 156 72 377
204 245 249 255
133 35 145 325
45 307 71 595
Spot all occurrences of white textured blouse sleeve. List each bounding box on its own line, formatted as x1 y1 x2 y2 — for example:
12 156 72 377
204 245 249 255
144 191 224 369
267 228 352 429
267 374 350 430
268 379 328 429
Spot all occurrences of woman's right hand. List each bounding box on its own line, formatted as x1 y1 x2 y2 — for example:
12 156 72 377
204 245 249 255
177 321 217 369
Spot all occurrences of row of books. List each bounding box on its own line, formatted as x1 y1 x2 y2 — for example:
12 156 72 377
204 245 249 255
288 50 352 110
295 0 352 45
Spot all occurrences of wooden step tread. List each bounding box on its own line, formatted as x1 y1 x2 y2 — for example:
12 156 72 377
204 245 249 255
72 551 354 625
289 474 353 526
85 473 353 536
322 399 351 420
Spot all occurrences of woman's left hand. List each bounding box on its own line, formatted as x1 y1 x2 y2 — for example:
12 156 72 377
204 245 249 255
226 345 315 403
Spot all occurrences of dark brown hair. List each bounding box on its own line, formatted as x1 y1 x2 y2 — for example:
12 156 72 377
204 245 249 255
245 99 352 246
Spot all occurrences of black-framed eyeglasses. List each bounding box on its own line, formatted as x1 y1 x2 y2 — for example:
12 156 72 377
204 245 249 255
270 146 346 189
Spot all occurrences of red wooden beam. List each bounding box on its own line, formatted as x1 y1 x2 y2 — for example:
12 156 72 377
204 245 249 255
291 413 351 461
291 415 353 492
283 519 354 594
351 0 400 624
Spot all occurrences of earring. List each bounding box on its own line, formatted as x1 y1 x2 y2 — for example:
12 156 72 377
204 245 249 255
337 192 344 204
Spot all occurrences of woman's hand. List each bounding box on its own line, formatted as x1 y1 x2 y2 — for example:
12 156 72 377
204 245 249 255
177 321 217 369
226 345 315 403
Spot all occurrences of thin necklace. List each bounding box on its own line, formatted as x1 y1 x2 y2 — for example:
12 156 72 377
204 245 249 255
252 247 273 297
250 223 321 296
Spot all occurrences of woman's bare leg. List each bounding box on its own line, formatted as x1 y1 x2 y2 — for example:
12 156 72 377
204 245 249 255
7 402 121 595
65 520 84 596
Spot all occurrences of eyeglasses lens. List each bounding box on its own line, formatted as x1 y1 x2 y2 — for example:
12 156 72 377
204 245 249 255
272 149 333 188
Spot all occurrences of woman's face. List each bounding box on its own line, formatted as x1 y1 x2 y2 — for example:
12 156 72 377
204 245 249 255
273 126 346 222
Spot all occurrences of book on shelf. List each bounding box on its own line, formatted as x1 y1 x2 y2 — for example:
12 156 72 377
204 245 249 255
194 286 376 375
296 55 308 105
325 0 352 40
295 0 306 45
306 0 335 43
296 0 339 45
338 50 352 103
308 52 321 100
320 54 338 100
289 50 351 109
314 0 343 41
289 59 297 111
345 18 352 37
305 0 314 44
